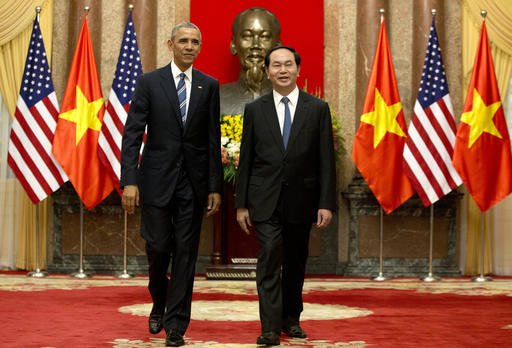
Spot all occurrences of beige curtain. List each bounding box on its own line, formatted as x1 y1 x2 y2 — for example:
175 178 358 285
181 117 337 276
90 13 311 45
462 0 512 275
0 0 53 270
0 0 52 116
462 0 512 96
0 95 20 269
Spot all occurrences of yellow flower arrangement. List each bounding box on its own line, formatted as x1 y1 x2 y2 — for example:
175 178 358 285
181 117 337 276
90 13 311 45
220 114 243 182
330 107 346 168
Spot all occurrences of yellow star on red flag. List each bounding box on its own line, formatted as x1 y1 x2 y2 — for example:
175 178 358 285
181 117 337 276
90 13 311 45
351 17 414 214
360 88 405 148
51 13 114 210
460 89 502 148
58 86 103 145
452 20 512 212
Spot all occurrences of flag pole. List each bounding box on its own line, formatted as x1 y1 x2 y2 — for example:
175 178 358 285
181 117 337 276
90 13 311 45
371 206 389 281
27 202 49 278
470 9 492 283
116 211 134 278
419 9 440 283
421 204 440 282
113 3 135 280
70 5 92 280
26 6 48 279
72 201 90 278
370 8 390 282
472 211 492 282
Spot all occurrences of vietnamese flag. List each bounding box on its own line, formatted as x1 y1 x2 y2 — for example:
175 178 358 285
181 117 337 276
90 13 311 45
52 14 114 209
452 20 512 212
352 16 414 214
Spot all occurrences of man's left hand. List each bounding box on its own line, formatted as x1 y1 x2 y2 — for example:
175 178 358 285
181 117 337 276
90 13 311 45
205 193 221 217
316 209 333 229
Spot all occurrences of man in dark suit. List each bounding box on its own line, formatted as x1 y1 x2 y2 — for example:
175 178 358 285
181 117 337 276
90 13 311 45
120 22 222 347
235 46 337 346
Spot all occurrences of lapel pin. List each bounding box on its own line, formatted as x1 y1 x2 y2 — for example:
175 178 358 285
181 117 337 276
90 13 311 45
198 85 203 89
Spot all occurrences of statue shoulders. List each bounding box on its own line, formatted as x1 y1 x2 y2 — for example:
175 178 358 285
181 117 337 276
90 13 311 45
220 81 251 97
219 80 273 116
220 81 253 115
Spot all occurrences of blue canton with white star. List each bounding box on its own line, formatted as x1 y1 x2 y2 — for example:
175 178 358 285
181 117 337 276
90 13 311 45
112 12 142 106
20 19 54 108
417 19 449 109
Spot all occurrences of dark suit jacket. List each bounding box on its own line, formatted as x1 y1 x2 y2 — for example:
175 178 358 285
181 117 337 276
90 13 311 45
235 90 337 223
120 63 222 207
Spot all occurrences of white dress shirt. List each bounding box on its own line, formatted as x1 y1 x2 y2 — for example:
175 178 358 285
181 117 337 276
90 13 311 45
272 86 299 134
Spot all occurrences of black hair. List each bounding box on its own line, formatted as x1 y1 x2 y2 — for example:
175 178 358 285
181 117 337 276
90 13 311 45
264 45 301 67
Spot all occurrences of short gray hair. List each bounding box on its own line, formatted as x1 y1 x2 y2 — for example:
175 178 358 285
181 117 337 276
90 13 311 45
171 22 202 41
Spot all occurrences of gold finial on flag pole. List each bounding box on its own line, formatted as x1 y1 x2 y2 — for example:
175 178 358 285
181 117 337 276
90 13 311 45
431 9 436 17
128 4 134 10
84 5 90 13
379 8 385 23
35 6 41 14
481 10 487 19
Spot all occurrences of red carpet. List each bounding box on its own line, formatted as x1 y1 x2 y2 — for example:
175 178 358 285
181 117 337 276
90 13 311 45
1 274 511 347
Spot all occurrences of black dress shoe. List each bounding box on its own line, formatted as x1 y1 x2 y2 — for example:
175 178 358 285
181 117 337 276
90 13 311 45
282 324 307 338
165 330 185 347
148 314 163 334
256 331 280 346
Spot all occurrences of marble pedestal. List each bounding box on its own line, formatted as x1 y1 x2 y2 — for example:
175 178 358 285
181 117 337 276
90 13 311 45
342 176 461 277
48 183 212 274
47 183 147 274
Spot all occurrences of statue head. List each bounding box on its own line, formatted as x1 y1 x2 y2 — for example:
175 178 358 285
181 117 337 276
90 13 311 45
230 7 281 93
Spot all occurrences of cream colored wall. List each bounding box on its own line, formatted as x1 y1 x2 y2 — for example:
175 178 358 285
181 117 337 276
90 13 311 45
52 0 185 101
324 0 357 264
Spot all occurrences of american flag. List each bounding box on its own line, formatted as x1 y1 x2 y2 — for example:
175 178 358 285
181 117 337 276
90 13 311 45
7 15 68 203
403 17 462 206
98 11 142 195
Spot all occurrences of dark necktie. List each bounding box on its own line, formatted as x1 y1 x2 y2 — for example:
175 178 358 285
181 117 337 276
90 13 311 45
282 96 292 149
177 73 187 125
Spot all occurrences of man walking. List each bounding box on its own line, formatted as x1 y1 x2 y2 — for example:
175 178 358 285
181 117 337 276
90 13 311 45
121 22 222 347
236 46 337 346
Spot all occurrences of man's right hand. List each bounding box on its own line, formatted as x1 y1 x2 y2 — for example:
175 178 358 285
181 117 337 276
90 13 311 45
236 208 252 235
122 185 139 214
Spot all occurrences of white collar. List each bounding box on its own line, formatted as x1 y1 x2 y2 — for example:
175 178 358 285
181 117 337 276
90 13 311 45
272 86 299 105
171 61 192 80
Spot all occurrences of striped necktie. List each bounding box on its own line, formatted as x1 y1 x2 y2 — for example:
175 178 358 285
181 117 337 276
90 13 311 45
177 72 187 125
282 96 292 149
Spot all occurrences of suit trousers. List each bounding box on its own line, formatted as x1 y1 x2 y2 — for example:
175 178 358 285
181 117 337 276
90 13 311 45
253 206 311 333
142 169 204 335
